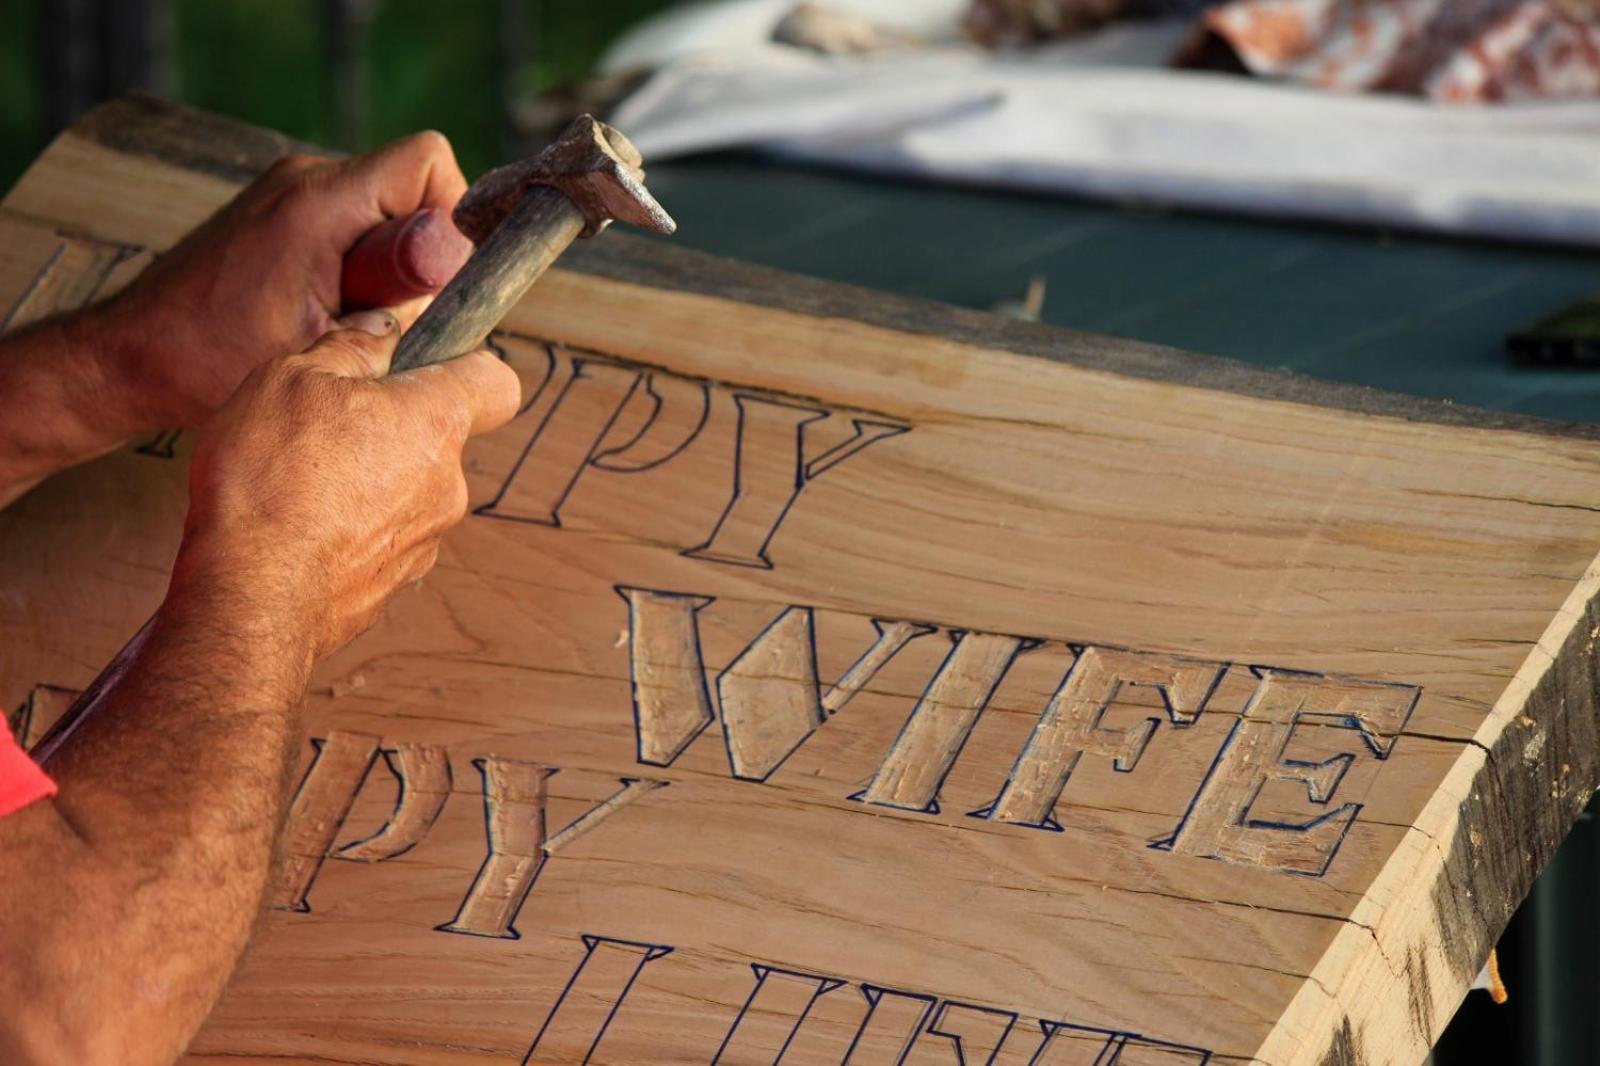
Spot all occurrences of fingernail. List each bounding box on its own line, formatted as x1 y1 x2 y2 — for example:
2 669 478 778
336 310 397 336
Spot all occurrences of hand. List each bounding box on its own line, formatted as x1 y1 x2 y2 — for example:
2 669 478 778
87 132 469 435
0 322 514 1066
164 315 520 666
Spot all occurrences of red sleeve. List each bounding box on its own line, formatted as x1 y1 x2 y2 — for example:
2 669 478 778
0 714 55 818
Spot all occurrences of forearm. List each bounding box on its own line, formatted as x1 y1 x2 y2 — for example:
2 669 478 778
0 576 315 1065
0 304 148 508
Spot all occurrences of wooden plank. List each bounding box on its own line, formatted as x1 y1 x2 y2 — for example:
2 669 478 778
4 96 1600 1065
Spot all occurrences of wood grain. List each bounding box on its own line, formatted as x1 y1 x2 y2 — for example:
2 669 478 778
4 97 1600 1065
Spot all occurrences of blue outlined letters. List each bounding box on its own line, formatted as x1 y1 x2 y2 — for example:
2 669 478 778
524 935 674 1065
528 933 1213 1064
1156 668 1420 876
474 338 908 569
615 591 1420 879
974 647 1226 830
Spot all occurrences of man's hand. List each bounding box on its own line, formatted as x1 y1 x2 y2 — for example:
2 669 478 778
0 318 518 1066
171 314 521 665
89 133 469 434
0 132 470 509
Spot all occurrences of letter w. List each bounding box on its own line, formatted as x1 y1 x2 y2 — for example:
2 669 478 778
617 587 933 780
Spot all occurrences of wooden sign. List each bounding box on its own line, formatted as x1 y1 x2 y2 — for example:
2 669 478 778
4 97 1600 1066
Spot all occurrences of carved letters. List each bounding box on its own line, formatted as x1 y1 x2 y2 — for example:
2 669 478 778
474 337 908 569
685 394 906 569
924 1001 1019 1065
1158 669 1420 876
622 588 937 783
716 609 936 782
859 632 1032 813
458 336 1418 878
438 757 557 939
3 231 150 332
334 743 452 862
524 935 674 1065
717 607 827 782
714 966 845 1063
272 735 667 930
844 985 938 1064
476 355 647 526
619 592 1419 878
271 731 381 912
543 933 1213 1065
619 587 717 766
978 647 1226 830
544 777 668 855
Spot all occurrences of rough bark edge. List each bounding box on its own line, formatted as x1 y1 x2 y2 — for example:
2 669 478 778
71 92 330 183
68 93 1600 445
1428 581 1600 1000
1258 561 1600 1066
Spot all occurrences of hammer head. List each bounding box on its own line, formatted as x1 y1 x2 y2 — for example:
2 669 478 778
453 115 676 243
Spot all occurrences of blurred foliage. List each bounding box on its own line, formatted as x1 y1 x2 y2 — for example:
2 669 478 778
0 2 42 183
365 0 500 165
0 0 674 187
176 0 334 147
517 0 675 96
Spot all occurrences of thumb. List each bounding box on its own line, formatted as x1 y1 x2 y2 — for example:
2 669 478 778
303 310 400 378
397 348 522 438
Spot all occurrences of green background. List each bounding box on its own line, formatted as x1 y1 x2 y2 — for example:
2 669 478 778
0 0 671 186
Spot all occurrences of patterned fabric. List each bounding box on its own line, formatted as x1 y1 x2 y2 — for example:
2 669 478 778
0 714 55 818
967 0 1221 46
1202 0 1600 102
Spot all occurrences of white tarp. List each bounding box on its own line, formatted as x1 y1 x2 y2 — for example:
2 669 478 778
605 1 1600 246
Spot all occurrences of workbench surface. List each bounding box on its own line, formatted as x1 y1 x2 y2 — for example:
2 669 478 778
647 156 1600 423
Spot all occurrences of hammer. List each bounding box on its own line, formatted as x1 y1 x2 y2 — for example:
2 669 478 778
340 114 675 370
33 116 674 763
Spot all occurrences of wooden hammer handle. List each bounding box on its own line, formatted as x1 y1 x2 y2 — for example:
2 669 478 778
389 186 587 374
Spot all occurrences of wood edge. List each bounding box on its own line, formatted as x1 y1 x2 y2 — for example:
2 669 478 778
58 92 1600 444
1424 556 1600 1023
68 91 333 183
564 236 1600 444
1252 552 1600 1066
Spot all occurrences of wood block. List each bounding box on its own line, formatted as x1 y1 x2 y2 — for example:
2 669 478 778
5 95 1600 1065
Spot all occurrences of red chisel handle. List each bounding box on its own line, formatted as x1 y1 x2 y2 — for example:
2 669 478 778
340 207 473 311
